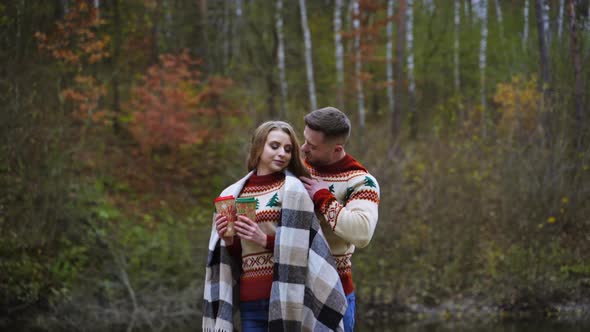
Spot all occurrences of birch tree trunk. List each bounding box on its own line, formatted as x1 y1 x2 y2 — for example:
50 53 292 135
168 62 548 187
352 0 366 133
94 0 100 19
233 0 243 59
334 0 345 108
535 0 551 91
454 0 461 92
423 0 434 13
299 0 317 110
478 0 488 138
558 0 565 42
535 0 551 141
276 0 288 117
542 1 551 46
494 0 503 24
386 0 395 116
523 0 530 49
568 0 585 148
407 0 417 139
392 0 407 143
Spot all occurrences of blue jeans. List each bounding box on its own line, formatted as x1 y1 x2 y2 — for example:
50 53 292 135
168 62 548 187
240 299 269 332
343 292 356 332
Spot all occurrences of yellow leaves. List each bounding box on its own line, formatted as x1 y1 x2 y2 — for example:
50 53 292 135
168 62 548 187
493 75 542 138
547 216 556 224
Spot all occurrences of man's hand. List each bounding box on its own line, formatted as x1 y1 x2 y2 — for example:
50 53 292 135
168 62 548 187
300 176 329 199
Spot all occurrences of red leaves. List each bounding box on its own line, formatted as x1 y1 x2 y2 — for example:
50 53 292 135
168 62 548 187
35 1 110 68
35 1 110 124
127 50 236 154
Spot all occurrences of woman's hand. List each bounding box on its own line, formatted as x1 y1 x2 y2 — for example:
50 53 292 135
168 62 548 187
214 214 234 245
235 215 267 247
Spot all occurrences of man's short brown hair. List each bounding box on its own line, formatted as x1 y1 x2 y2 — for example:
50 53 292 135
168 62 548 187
304 106 351 143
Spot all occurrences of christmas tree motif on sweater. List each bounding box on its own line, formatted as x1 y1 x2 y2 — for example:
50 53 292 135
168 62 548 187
255 198 260 209
329 184 335 193
364 176 377 188
266 193 279 207
344 187 354 201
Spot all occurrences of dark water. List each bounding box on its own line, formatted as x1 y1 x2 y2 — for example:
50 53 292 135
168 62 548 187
357 320 590 332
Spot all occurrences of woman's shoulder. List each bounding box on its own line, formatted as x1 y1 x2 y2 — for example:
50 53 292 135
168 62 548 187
283 171 308 193
217 171 255 197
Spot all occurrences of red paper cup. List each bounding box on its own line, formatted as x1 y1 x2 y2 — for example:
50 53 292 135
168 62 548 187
214 195 236 236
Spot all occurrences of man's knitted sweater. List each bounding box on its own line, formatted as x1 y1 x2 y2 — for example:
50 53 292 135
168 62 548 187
230 172 284 302
307 154 380 295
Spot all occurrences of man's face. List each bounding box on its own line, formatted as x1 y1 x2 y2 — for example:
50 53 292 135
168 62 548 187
301 126 337 166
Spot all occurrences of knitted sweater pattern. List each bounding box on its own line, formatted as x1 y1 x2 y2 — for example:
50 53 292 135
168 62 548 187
307 154 380 295
235 172 285 302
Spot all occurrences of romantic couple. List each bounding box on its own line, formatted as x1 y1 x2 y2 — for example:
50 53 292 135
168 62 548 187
203 106 380 332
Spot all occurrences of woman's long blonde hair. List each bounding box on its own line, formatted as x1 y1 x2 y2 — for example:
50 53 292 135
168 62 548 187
247 121 310 178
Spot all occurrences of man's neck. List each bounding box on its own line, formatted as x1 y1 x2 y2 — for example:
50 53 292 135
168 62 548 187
328 150 347 166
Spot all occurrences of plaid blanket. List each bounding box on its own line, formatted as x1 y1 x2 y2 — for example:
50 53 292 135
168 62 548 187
203 171 347 332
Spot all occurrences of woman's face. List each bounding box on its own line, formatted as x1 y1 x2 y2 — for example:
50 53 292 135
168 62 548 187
256 129 293 176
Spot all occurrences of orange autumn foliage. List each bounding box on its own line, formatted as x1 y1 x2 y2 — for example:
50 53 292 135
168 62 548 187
35 0 110 123
127 50 238 154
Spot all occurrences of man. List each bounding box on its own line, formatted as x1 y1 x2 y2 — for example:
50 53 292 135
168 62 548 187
299 106 380 332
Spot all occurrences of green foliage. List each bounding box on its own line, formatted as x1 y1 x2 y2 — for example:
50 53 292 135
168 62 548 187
2 1 590 329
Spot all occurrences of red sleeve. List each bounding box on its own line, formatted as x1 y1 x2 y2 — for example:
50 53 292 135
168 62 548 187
227 237 242 257
312 188 337 214
265 234 276 250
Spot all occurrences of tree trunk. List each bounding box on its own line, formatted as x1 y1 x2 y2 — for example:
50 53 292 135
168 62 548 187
352 0 365 135
386 0 395 117
299 0 317 110
234 0 243 60
276 0 288 118
151 0 163 64
112 0 121 133
454 0 461 93
424 0 435 13
195 0 209 72
534 0 551 92
523 0 530 49
222 1 230 71
407 0 417 139
494 0 503 24
479 0 488 138
568 0 585 149
558 0 565 41
334 0 345 109
392 0 407 144
94 0 100 19
494 0 504 43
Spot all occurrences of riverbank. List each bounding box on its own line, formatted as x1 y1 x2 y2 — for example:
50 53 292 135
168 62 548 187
5 293 590 331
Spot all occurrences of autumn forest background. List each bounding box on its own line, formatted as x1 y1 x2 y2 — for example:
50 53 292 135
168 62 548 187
1 0 590 330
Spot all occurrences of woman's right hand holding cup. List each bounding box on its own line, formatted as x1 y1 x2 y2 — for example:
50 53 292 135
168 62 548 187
215 213 234 245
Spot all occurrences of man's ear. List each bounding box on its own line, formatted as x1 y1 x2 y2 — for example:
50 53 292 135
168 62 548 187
334 144 343 153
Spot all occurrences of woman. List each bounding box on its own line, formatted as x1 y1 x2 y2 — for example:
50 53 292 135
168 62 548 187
203 121 347 332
